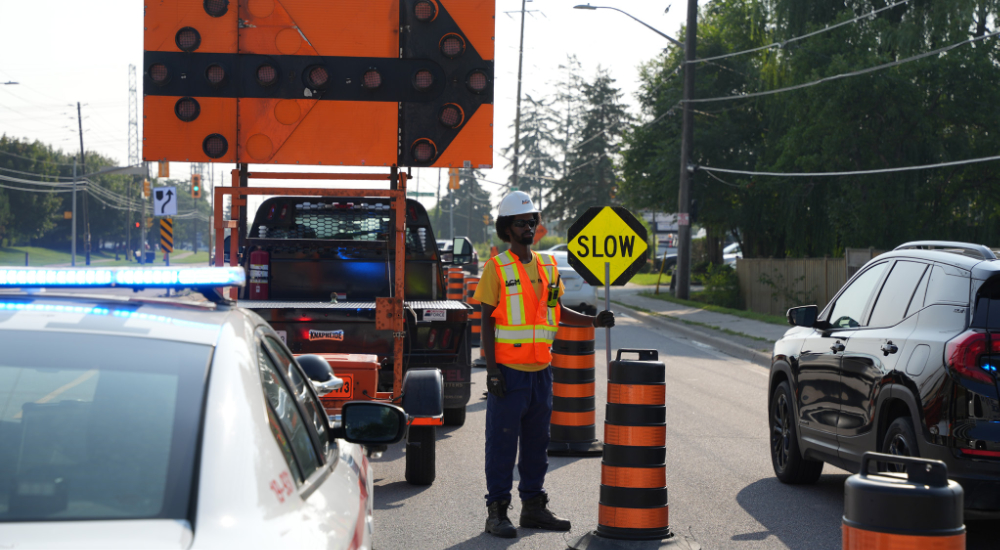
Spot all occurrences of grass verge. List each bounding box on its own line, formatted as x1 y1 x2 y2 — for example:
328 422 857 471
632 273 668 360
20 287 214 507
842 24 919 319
637 291 787 326
612 300 774 344
629 273 672 286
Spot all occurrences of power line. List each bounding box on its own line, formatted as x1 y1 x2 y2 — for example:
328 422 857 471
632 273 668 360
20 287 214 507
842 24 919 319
687 30 1000 104
690 0 913 64
698 154 1000 178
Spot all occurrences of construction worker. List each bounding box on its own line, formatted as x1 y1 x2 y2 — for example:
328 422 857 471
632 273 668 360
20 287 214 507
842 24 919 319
473 191 614 538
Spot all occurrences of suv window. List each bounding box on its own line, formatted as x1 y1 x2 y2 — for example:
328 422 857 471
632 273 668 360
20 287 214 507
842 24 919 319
263 337 332 458
829 262 889 329
258 347 321 483
924 265 970 306
868 261 928 327
905 267 931 318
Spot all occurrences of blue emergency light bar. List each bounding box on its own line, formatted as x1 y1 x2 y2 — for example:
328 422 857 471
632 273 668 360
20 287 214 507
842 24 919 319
0 267 245 288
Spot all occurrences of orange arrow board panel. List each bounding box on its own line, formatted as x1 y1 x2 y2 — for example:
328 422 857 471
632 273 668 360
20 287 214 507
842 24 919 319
143 0 495 168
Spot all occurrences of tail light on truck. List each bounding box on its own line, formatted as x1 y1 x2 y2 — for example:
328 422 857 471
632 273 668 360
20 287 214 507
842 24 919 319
249 250 270 300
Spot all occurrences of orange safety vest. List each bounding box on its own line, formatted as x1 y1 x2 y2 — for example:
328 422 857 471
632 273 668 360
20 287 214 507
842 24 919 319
489 250 561 365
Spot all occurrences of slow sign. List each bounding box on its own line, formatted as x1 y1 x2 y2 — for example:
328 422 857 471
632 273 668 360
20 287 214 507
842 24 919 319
567 207 649 287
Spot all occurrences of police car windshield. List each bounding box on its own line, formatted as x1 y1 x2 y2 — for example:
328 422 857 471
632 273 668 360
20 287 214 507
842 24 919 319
0 331 211 522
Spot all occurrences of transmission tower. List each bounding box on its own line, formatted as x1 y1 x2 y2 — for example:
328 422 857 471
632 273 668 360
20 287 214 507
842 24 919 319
128 65 139 166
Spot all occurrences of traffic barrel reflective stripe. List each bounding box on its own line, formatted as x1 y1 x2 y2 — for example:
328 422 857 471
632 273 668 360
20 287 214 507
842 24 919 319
465 278 481 345
548 323 602 456
842 452 965 550
598 348 670 540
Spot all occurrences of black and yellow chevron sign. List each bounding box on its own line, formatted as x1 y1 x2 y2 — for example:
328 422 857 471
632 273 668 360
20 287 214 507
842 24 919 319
159 217 173 253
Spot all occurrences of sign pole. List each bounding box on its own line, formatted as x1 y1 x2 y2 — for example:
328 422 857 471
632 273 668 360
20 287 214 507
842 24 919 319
604 262 611 366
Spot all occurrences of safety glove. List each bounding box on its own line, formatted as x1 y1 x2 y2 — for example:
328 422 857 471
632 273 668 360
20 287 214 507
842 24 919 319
593 310 615 328
486 366 506 398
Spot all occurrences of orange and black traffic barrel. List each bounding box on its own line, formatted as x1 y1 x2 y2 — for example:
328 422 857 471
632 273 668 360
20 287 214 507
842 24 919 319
465 277 481 347
446 267 464 301
843 452 964 549
548 323 602 456
597 348 670 541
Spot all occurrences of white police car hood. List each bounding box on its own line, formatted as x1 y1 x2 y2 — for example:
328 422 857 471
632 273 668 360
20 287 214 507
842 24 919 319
1 519 193 549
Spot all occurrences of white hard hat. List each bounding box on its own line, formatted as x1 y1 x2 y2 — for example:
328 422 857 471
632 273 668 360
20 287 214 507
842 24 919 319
497 191 539 217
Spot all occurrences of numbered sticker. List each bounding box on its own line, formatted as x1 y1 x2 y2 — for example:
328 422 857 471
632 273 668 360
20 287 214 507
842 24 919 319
325 373 354 400
275 330 287 344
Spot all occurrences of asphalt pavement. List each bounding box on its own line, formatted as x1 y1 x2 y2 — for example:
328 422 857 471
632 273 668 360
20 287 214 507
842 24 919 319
372 290 1000 549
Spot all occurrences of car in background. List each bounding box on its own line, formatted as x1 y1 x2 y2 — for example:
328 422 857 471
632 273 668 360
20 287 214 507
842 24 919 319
723 242 742 267
438 236 479 275
544 243 568 252
0 266 406 548
551 251 598 315
769 241 1000 513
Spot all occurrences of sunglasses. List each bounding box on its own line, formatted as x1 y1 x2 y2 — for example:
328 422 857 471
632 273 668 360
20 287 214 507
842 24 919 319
511 219 538 229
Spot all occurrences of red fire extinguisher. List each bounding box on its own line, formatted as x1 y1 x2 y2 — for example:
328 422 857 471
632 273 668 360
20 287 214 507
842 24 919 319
249 250 270 300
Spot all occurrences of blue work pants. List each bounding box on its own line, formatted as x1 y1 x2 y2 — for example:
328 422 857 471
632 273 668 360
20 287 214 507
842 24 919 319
485 364 552 505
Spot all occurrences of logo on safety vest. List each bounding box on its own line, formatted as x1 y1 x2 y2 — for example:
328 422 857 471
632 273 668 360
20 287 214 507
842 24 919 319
505 279 519 287
309 330 344 341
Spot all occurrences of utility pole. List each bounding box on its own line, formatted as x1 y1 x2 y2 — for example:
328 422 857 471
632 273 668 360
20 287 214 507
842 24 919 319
675 0 698 300
76 102 90 266
511 0 527 190
71 157 77 267
128 64 139 262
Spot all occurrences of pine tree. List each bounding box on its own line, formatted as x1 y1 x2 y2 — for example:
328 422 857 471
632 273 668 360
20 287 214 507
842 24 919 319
502 95 561 210
436 168 493 243
546 68 630 228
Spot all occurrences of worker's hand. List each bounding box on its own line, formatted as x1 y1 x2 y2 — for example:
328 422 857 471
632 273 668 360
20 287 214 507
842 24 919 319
593 310 615 328
486 366 506 398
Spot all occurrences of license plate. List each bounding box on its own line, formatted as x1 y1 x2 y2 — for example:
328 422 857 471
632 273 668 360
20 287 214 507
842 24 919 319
275 330 287 344
326 373 353 400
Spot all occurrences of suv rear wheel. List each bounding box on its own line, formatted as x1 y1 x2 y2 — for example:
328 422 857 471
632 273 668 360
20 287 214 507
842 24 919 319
770 381 824 484
879 416 918 473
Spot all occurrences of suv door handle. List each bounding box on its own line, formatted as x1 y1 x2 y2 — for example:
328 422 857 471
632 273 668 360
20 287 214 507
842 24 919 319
830 341 845 353
881 341 899 356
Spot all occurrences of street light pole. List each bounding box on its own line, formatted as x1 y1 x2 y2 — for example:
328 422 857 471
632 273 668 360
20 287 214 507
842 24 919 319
575 3 696 299
675 0 698 300
511 0 528 191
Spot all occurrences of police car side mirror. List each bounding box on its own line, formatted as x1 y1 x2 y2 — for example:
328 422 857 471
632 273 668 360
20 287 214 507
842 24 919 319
331 402 407 445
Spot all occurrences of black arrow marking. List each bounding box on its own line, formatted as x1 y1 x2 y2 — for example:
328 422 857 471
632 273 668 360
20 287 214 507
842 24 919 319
161 189 173 214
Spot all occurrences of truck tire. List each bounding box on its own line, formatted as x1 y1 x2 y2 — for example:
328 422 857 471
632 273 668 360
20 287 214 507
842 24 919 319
443 406 466 427
405 426 436 485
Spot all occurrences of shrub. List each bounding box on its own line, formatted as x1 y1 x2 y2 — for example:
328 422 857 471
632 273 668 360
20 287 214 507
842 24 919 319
695 263 741 309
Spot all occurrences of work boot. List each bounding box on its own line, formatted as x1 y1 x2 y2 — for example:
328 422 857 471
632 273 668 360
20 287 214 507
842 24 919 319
519 494 571 531
485 500 517 538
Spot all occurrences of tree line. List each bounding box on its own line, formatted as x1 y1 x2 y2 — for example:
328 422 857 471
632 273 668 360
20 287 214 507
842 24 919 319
0 136 212 255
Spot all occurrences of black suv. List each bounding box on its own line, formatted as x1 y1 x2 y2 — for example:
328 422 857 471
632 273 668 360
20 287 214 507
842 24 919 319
770 241 1000 512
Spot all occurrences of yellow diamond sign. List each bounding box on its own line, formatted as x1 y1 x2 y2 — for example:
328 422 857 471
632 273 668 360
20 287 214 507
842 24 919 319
567 206 649 286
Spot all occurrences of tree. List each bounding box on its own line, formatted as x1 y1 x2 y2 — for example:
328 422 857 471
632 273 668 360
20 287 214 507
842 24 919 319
620 0 1000 259
501 94 561 209
546 68 630 228
432 169 493 243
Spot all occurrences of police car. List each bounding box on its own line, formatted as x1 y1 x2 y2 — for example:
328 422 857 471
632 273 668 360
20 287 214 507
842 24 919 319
0 266 405 549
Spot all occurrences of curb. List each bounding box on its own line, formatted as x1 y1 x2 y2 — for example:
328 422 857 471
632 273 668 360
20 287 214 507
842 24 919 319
612 301 773 368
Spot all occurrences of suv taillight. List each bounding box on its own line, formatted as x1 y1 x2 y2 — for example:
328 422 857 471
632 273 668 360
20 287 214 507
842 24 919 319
945 329 998 385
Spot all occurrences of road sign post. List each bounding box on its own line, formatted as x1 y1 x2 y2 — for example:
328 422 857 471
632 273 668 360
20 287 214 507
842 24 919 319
160 217 174 256
568 206 649 365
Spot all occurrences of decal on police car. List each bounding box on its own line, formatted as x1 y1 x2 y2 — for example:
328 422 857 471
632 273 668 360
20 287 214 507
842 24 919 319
269 471 295 503
309 329 344 341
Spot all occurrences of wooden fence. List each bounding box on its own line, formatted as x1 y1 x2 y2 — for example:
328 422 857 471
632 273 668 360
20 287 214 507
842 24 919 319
736 257 847 317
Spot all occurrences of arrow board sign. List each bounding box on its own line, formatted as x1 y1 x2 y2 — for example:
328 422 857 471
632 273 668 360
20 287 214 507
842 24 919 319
567 206 649 286
153 186 177 216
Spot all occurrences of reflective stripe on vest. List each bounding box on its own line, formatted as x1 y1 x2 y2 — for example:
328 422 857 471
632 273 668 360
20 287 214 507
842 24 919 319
490 250 561 365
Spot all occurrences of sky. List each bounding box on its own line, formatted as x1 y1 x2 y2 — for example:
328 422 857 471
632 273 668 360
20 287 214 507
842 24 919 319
0 0 687 221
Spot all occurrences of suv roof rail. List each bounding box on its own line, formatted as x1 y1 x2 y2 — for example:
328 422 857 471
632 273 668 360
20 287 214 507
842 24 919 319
894 241 997 260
